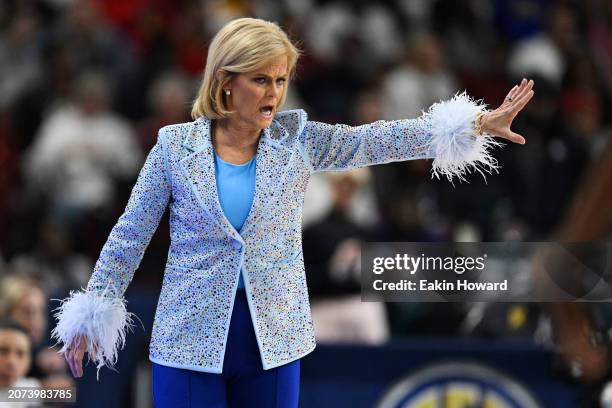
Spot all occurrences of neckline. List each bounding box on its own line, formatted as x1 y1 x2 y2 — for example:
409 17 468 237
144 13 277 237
214 151 256 167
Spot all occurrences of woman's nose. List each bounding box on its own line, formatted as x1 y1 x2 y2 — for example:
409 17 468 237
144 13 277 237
266 83 281 98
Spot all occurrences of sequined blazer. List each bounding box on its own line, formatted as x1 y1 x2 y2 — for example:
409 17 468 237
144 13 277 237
53 94 501 376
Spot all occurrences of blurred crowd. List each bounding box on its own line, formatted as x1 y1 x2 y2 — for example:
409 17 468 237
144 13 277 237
0 0 611 405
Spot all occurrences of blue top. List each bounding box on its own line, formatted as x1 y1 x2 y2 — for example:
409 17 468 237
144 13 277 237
213 151 256 290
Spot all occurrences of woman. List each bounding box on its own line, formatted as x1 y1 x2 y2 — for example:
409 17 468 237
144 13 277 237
0 275 73 388
51 17 534 407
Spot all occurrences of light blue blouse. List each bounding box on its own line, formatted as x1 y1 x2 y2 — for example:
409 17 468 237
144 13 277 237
213 151 256 289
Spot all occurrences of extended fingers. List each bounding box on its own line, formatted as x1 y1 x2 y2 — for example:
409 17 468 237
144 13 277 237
505 78 533 105
65 338 86 378
65 349 78 377
512 79 534 104
505 79 525 102
505 85 518 102
511 87 535 114
74 348 84 377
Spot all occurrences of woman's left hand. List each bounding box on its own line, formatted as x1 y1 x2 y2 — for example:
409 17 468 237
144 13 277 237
481 78 535 145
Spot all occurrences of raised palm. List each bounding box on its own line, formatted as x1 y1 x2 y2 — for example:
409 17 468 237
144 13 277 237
482 78 535 145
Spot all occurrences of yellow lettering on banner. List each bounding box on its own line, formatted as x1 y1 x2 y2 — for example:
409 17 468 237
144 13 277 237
445 384 479 408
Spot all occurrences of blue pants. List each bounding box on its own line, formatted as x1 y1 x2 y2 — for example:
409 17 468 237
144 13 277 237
152 289 301 408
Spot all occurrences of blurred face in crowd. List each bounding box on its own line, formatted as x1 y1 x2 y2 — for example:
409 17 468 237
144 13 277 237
9 288 46 345
549 5 576 51
354 91 383 125
331 177 360 211
0 329 31 388
223 55 288 132
41 219 70 259
413 34 444 74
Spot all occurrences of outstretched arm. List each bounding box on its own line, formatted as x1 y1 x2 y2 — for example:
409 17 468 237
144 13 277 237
297 79 534 183
51 128 172 379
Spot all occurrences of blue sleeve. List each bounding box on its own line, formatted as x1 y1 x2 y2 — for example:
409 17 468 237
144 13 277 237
87 129 172 297
298 117 434 173
295 92 504 183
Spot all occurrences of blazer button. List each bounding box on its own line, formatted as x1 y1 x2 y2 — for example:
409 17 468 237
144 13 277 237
232 240 242 250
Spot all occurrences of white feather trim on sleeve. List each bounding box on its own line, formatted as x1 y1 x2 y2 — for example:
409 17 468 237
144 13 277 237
51 287 138 380
423 91 504 183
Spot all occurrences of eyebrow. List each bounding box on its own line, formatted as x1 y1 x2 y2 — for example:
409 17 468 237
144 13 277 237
252 73 288 79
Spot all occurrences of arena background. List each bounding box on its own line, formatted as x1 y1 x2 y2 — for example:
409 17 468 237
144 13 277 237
0 0 611 406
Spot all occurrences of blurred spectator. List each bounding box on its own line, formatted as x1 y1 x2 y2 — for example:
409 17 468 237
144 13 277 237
0 275 73 387
202 0 254 36
304 168 371 298
493 0 554 42
507 3 581 86
432 1 514 108
433 0 499 75
0 276 47 346
302 88 381 227
298 32 370 122
497 74 556 231
172 1 214 78
0 1 609 405
0 7 43 110
9 216 92 296
0 111 21 243
305 1 401 67
49 0 139 117
23 70 143 226
304 2 355 64
304 168 389 344
381 31 457 120
561 55 609 156
587 0 612 102
136 70 193 151
355 2 402 66
353 87 383 125
91 0 178 56
0 319 41 407
534 85 603 232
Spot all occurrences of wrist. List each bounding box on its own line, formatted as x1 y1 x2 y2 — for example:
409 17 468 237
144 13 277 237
474 111 486 136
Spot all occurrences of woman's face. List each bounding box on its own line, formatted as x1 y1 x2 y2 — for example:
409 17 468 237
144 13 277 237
10 288 46 345
0 329 31 388
224 55 288 131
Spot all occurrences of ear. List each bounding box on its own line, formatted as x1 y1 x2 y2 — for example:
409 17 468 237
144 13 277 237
215 68 227 82
216 69 232 94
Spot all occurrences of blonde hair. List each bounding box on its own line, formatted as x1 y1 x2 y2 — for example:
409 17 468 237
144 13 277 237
0 275 44 319
191 17 301 119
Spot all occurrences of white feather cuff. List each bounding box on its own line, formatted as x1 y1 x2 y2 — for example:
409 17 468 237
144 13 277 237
423 91 504 183
51 288 137 380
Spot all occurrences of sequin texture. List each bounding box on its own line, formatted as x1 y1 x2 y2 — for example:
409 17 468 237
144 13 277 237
57 103 492 374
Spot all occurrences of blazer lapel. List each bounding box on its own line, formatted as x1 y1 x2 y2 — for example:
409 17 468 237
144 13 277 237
179 118 241 241
178 118 292 242
239 129 292 238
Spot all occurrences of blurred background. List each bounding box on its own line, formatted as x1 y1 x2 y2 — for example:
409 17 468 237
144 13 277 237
0 0 610 406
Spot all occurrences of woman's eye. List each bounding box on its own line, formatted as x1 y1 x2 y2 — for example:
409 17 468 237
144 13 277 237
276 79 286 85
255 78 266 84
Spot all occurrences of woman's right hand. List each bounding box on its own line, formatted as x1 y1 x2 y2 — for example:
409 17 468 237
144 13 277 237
64 335 88 378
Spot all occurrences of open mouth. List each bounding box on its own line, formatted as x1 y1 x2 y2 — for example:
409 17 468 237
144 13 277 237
259 105 274 118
